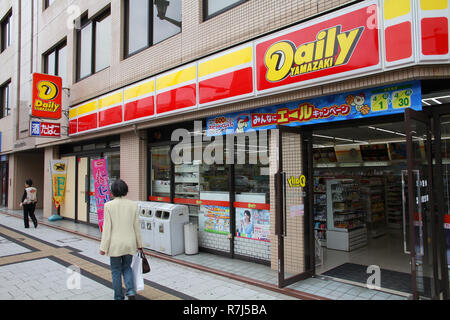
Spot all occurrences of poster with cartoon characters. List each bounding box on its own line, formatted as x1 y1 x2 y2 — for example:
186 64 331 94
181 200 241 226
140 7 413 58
206 81 421 136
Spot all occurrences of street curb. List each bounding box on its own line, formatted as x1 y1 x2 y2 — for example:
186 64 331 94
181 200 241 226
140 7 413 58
0 210 329 301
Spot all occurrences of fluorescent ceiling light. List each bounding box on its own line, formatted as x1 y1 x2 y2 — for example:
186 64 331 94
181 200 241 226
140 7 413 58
368 126 406 137
313 134 367 144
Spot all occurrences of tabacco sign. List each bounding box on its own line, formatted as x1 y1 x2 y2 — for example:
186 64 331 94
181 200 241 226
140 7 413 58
256 2 381 93
30 121 61 137
32 73 63 119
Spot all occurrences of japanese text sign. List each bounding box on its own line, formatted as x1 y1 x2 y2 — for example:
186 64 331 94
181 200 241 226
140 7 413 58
92 159 110 233
30 121 61 137
207 81 421 136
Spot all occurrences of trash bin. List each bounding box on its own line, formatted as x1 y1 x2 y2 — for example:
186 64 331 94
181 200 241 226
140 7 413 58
138 201 155 251
153 203 189 255
184 223 199 255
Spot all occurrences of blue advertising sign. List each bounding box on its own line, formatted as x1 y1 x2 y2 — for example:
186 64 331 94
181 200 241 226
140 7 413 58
206 81 422 136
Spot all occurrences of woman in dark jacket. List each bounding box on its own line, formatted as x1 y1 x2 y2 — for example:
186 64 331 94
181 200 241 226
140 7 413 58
19 179 38 229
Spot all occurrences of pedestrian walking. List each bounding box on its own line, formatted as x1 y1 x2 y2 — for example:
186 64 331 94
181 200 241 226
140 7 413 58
99 179 143 300
19 179 38 229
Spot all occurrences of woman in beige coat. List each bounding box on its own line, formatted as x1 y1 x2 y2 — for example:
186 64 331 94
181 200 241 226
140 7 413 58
100 179 143 300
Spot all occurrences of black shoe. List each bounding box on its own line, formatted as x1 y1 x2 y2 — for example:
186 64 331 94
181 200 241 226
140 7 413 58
127 295 136 300
34 222 38 228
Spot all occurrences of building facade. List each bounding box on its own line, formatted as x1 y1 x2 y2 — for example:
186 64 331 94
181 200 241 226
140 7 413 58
0 0 450 300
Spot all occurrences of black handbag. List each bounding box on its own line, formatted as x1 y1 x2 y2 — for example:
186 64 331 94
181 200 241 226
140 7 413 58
139 249 150 274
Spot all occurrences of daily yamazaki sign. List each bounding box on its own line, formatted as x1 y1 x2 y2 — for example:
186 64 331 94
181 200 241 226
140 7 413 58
32 73 63 120
68 0 450 137
255 2 381 93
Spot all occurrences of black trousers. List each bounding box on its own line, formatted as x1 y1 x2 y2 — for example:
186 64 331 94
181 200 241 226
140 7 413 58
23 203 38 228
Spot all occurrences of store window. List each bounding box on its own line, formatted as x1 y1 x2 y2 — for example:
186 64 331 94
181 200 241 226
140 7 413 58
1 10 12 52
203 0 247 20
151 145 171 199
44 40 67 86
0 80 11 118
234 131 270 200
124 0 182 58
76 8 111 81
233 131 271 259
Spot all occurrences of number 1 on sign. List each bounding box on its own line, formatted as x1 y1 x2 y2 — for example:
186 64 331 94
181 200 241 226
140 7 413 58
371 93 389 112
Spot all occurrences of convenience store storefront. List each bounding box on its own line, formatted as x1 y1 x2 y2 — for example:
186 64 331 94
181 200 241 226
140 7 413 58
65 1 450 299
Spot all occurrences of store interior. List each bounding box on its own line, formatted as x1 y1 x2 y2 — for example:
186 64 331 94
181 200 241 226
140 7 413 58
311 120 418 294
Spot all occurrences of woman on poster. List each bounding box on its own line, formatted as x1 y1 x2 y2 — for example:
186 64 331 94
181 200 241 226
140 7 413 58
240 210 254 237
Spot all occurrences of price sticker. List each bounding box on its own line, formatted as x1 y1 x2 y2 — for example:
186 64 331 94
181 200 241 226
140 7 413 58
393 89 413 109
371 93 390 112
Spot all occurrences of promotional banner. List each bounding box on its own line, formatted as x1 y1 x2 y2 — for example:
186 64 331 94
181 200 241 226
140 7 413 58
207 81 421 136
236 208 270 242
32 73 63 120
92 159 110 232
200 205 230 235
50 160 67 209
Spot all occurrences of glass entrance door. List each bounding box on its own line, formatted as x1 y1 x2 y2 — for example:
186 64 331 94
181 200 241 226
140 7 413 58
275 126 314 287
405 109 438 299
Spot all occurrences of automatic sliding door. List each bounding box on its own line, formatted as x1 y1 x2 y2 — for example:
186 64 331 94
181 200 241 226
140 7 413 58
405 109 437 299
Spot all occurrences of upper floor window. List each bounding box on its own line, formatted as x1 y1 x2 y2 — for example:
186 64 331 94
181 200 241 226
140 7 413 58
1 10 12 52
124 0 182 58
44 0 56 10
44 40 67 86
76 8 111 81
0 80 11 118
203 0 247 20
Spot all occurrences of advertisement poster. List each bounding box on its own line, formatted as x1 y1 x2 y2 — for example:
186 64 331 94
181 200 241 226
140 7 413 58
50 160 67 209
200 205 230 235
92 159 110 232
236 208 270 242
207 81 421 136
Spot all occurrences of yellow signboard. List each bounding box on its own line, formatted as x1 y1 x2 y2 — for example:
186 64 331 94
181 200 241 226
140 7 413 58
50 160 67 208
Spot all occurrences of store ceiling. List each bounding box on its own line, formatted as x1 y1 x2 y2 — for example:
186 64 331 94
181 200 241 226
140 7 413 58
313 122 407 147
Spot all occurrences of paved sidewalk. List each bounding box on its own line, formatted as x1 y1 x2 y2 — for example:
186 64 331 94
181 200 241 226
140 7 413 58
0 209 409 300
0 213 298 300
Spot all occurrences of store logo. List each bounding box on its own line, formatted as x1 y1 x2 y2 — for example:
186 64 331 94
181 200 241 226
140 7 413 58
264 25 364 82
288 175 306 188
53 162 66 172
